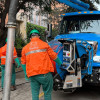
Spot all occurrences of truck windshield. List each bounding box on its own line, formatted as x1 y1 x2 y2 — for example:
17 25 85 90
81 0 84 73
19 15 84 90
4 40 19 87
81 20 100 33
60 19 100 34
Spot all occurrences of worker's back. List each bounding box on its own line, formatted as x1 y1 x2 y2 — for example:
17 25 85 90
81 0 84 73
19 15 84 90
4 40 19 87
21 37 57 77
1 44 17 65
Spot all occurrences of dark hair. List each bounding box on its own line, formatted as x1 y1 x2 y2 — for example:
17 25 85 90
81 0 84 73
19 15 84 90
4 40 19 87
30 33 39 38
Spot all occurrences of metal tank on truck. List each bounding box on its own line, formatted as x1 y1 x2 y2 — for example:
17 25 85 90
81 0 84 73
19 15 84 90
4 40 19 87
48 0 100 92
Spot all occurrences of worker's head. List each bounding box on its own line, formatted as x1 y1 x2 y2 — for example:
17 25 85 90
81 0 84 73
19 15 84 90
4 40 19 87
29 29 40 39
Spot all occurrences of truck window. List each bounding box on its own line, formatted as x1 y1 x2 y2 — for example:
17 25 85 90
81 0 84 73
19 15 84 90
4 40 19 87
81 20 100 34
60 20 80 34
60 19 100 34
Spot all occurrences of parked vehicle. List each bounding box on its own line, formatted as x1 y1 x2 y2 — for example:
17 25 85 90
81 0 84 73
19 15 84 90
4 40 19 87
49 10 100 92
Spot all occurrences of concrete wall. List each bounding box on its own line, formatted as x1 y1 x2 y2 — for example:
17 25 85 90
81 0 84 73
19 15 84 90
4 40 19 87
16 11 27 40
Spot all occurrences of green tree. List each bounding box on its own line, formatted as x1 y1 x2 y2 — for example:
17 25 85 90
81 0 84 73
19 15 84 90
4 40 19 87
0 0 100 47
0 0 53 47
46 0 100 35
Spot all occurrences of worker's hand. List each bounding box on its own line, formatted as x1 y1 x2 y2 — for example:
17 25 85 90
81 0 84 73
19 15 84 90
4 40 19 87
54 57 62 66
25 75 29 81
21 64 29 81
17 64 20 68
14 58 21 68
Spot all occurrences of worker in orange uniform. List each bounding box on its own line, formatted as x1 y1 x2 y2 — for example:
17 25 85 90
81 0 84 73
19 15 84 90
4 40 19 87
0 47 1 63
21 29 62 100
1 38 20 91
0 47 2 66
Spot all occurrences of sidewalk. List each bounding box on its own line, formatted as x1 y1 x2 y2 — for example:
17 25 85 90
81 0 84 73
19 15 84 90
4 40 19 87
0 70 44 100
1 70 100 100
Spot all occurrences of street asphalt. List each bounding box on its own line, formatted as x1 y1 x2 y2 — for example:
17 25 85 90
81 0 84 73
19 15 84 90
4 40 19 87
0 70 100 100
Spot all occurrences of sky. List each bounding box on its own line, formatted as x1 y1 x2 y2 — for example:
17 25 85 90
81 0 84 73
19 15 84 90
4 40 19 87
81 1 100 33
94 2 100 10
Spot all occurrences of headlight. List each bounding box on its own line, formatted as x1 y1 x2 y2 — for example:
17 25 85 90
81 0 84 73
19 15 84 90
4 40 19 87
93 56 100 62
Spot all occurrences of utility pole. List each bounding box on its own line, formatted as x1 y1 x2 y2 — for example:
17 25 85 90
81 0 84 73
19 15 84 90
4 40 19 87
2 0 19 100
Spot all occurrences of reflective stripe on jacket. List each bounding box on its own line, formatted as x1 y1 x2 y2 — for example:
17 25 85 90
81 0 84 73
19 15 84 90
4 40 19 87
21 37 57 77
1 44 17 65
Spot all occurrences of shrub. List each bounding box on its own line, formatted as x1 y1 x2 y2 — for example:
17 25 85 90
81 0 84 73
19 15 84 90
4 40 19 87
26 22 46 42
15 32 27 49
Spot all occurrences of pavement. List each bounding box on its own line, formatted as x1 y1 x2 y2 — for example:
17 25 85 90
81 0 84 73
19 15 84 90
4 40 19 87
0 70 44 100
0 70 100 100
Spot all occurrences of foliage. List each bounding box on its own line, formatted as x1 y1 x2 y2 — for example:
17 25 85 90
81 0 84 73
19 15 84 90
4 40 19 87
0 0 54 47
15 32 27 49
26 22 59 42
46 0 98 34
26 22 46 42
0 0 100 47
46 0 100 35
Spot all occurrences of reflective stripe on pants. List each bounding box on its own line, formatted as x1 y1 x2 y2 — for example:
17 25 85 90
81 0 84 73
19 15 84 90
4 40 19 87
29 72 53 100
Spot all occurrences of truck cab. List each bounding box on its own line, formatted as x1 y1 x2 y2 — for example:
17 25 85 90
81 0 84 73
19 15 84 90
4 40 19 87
49 11 100 92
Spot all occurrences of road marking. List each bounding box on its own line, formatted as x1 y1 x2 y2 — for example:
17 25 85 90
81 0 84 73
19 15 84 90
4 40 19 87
39 92 44 98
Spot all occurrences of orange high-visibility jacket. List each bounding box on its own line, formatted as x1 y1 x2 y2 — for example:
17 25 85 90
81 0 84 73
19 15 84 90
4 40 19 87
0 48 1 59
1 44 17 65
21 37 57 77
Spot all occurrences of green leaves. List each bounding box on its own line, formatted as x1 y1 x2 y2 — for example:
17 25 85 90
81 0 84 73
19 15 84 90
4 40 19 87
15 32 27 49
26 22 46 42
